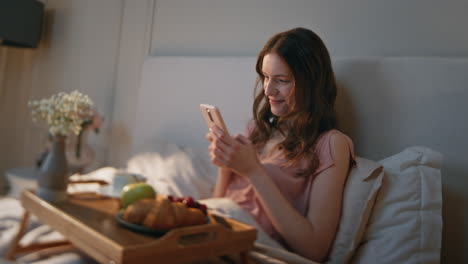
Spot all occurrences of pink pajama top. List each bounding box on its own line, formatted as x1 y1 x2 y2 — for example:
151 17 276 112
224 129 355 243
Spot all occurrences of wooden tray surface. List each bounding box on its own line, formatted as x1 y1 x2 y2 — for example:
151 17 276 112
21 190 257 264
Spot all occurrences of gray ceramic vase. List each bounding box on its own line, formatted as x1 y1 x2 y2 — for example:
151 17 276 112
37 135 69 202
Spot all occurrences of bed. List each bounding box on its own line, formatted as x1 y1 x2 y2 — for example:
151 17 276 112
2 56 467 263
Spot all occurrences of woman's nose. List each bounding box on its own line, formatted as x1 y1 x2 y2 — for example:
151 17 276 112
264 80 277 96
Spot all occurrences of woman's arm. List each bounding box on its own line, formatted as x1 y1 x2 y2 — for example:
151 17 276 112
249 133 350 261
213 168 232 197
210 126 350 262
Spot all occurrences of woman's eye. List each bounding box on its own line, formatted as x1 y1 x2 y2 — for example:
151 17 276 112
278 79 290 83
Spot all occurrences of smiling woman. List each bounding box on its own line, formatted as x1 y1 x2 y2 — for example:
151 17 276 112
205 27 354 262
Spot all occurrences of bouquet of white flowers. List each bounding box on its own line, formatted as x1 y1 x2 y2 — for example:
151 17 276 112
28 90 94 136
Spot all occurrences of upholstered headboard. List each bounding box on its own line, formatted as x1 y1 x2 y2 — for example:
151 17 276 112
130 56 468 261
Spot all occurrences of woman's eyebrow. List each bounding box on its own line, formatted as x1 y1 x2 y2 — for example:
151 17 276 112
262 72 290 77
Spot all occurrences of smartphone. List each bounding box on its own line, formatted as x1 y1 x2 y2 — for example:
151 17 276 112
199 104 229 134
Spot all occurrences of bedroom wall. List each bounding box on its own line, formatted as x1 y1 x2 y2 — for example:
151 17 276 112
110 0 465 263
150 0 468 57
0 0 122 192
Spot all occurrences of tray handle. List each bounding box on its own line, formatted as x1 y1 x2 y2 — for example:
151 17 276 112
160 223 230 249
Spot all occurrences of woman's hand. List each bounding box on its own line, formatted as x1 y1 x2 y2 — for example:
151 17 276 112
206 127 230 176
207 125 261 177
206 126 234 197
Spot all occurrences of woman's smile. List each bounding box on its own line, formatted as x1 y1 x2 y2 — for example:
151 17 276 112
269 98 285 105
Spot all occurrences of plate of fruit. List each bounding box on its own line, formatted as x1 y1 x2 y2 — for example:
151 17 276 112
115 183 209 235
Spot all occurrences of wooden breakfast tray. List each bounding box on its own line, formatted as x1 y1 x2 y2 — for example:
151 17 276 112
18 190 257 264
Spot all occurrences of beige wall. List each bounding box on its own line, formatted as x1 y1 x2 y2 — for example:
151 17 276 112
0 0 123 191
150 0 468 57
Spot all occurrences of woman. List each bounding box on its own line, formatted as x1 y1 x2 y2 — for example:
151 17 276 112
206 27 355 262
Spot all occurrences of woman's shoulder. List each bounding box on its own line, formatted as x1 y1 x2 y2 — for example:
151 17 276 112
315 129 355 161
307 129 355 176
317 129 352 145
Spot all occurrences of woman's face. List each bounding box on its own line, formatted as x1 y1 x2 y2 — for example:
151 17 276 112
262 53 295 117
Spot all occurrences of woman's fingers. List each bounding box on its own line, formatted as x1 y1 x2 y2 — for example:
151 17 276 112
211 126 236 150
211 125 232 140
206 125 225 142
234 134 253 156
210 134 229 153
234 134 250 145
209 146 230 167
206 132 213 142
209 140 236 168
219 139 233 154
211 156 228 168
208 133 230 167
207 125 246 169
210 125 224 137
213 148 228 163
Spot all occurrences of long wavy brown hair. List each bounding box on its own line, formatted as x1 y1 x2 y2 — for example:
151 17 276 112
249 27 338 177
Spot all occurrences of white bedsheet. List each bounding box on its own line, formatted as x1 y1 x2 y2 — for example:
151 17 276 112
0 197 97 264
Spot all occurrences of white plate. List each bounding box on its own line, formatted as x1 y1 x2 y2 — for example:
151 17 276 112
96 185 122 198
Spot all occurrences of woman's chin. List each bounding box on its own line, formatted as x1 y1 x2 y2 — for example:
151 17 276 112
270 107 288 117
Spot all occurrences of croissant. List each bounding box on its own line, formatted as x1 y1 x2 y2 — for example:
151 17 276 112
122 195 206 230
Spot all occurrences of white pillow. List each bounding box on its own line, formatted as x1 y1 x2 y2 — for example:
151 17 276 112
126 143 217 200
350 146 443 264
327 157 384 264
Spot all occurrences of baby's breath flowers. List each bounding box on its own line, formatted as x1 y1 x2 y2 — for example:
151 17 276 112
28 90 94 136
